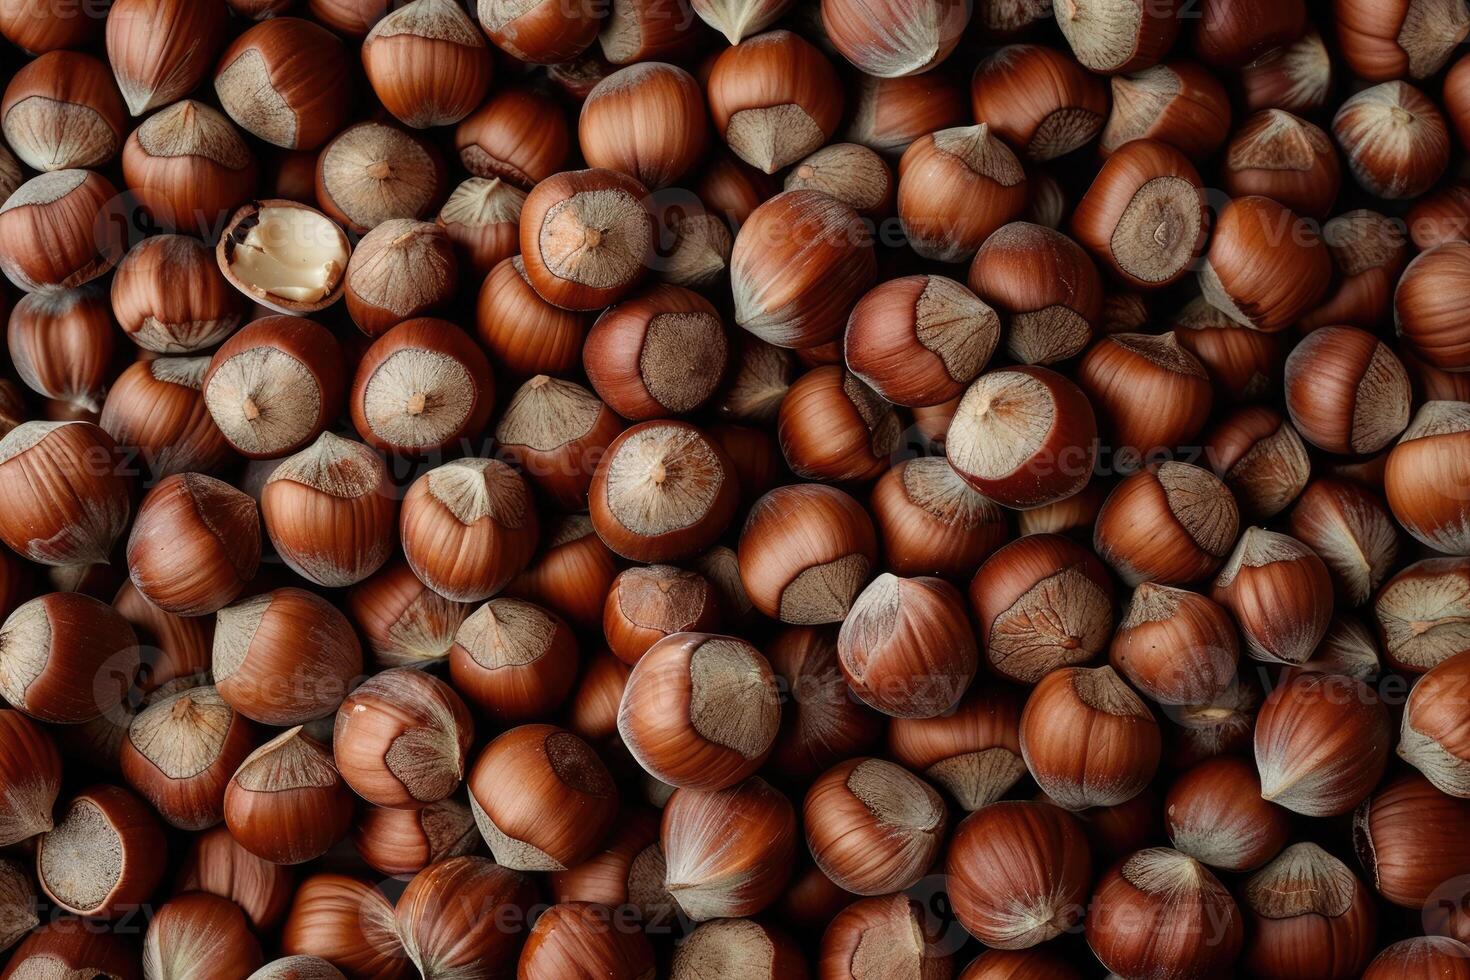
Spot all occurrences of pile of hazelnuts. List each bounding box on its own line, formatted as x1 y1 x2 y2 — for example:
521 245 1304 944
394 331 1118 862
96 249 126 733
5 0 1470 976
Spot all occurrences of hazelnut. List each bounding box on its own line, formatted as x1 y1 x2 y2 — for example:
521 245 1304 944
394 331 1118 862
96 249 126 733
818 893 953 978
1110 584 1239 705
619 632 779 790
843 276 998 407
0 420 131 568
1364 938 1470 980
1093 462 1239 587
352 798 478 880
581 63 709 189
1289 478 1400 607
589 420 738 562
1192 0 1306 68
213 587 364 726
1303 209 1408 333
176 824 295 931
804 758 946 896
548 807 673 923
1240 28 1332 113
766 625 885 783
224 728 354 866
346 561 467 671
1101 61 1232 158
349 318 493 456
967 222 1101 366
1200 194 1333 331
0 170 124 291
343 220 459 338
1203 405 1312 519
455 88 571 189
738 483 877 623
315 122 448 235
476 257 588 380
36 784 167 919
0 858 37 954
603 565 719 665
1395 241 1470 371
599 0 701 64
844 71 969 158
1255 671 1391 816
670 919 806 980
213 18 352 151
870 456 1007 579
777 367 897 481
897 124 1029 262
732 190 876 348
396 857 536 979
1355 773 1470 908
7 287 114 416
437 179 523 278
0 1 102 53
690 0 792 43
106 0 228 118
1213 527 1332 665
1171 297 1284 402
661 777 796 921
504 515 620 633
0 51 125 172
1241 841 1378 980
784 143 895 218
216 202 352 316
1086 848 1243 979
362 0 493 129
262 432 396 589
202 316 346 459
467 724 618 872
494 376 623 511
887 685 1024 811
1070 138 1207 289
1164 756 1289 871
821 0 967 77
519 167 654 312
1385 401 1470 555
0 709 62 845
1054 0 1184 73
1223 109 1341 219
584 283 729 420
142 892 264 980
837 572 977 719
1337 0 1469 82
450 597 578 723
111 234 248 354
566 651 633 744
279 874 408 978
706 30 842 174
1374 556 1470 673
126 473 260 617
518 902 655 980
1333 80 1450 199
945 366 1098 510
969 532 1114 684
970 44 1108 161
1399 647 1470 796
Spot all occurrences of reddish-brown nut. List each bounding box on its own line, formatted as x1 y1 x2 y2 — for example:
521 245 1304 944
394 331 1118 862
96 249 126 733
1199 195 1332 331
476 257 587 379
1333 80 1450 199
519 168 654 312
837 573 977 719
1289 478 1400 609
869 457 1008 580
1240 27 1332 112
503 515 620 633
776 367 898 483
897 124 1029 263
580 63 709 189
1223 109 1341 219
8 287 114 416
967 222 1102 366
106 0 227 117
449 597 578 723
1396 241 1470 372
589 420 738 562
818 893 953 980
661 777 796 921
784 142 894 219
351 798 478 880
1364 938 1470 980
142 892 264 980
0 421 131 568
1171 298 1284 402
1054 0 1184 73
518 901 655 980
1071 330 1206 465
584 284 728 420
669 919 807 980
101 358 236 479
361 0 491 129
467 724 618 872
844 71 970 158
603 566 719 666
1254 671 1390 817
1086 848 1244 979
732 190 876 349
1409 182 1470 250
455 88 571 189
0 592 138 724
945 366 1098 510
1164 756 1289 871
1101 61 1232 159
0 708 62 845
946 800 1091 949
115 581 212 702
820 0 966 77
1192 0 1306 68
1094 462 1239 587
1070 139 1207 290
970 44 1107 161
36 784 167 919
969 533 1114 684
213 587 364 726
1020 665 1161 810
1374 557 1470 674
213 18 351 151
279 874 408 979
0 170 124 291
343 220 459 338
332 667 472 810
494 376 622 512
803 758 946 896
111 234 248 354
202 316 346 459
1110 584 1240 705
122 100 258 235
175 825 295 931
618 632 779 790
436 179 523 279
1203 405 1312 519
1385 401 1470 556
761 626 883 784
1212 527 1333 664
224 728 354 866
1398 647 1470 796
0 51 126 172
315 122 448 236
261 432 396 589
394 856 535 979
1239 841 1378 980
1355 773 1470 908
886 685 1023 811
959 950 1084 980
705 30 842 174
737 484 877 624
126 474 259 618
1337 0 1469 82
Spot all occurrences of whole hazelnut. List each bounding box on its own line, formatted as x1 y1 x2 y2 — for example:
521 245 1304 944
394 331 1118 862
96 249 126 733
1101 61 1232 159
804 758 947 896
818 893 953 979
1385 401 1470 555
0 709 62 845
970 44 1108 161
346 561 468 671
844 72 969 158
706 30 842 174
1289 478 1400 607
1255 671 1391 817
0 420 131 568
352 798 478 880
897 124 1029 263
225 728 354 866
213 18 352 151
494 376 623 511
279 874 408 978
1110 584 1239 705
518 168 654 312
778 367 899 483
870 456 1008 579
1374 557 1470 673
0 51 125 172
1223 109 1341 218
455 88 571 189
661 777 796 921
123 100 258 235
126 473 260 617
584 284 729 420
437 179 524 278
111 235 248 354
1355 774 1470 909
580 63 709 189
1364 938 1470 980
395 857 536 980
1094 462 1239 587
106 0 228 118
142 892 264 980
967 222 1101 366
476 257 588 379
1241 841 1378 980
1333 80 1450 199
887 685 1025 811
343 220 459 338
315 122 448 235
450 598 579 723
821 0 967 77
7 287 114 416
349 318 493 456
362 0 493 129
120 685 255 832
0 170 124 292
1164 756 1289 871
603 565 719 666
1203 405 1312 519
518 901 655 980
1240 28 1332 113
1212 527 1333 665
